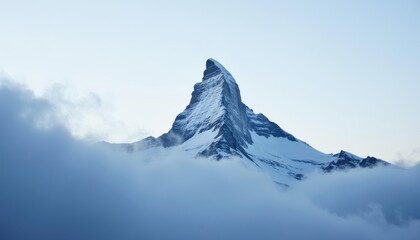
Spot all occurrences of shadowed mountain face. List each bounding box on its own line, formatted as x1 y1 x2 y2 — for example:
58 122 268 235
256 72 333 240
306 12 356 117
135 59 296 159
105 59 391 185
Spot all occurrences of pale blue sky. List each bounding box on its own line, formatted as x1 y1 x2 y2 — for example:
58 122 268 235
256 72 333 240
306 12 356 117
0 0 419 165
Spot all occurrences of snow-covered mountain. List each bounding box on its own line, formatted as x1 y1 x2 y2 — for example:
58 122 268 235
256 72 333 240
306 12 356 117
104 59 389 185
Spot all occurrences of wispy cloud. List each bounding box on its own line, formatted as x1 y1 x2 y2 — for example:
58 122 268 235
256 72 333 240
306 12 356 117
0 82 419 240
29 81 148 142
395 148 420 167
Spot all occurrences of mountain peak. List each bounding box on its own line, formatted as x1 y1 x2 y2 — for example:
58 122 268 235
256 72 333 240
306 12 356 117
203 58 235 82
153 58 297 159
108 58 300 161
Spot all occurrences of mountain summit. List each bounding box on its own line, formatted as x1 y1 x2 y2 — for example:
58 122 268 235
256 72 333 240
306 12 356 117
107 58 389 185
159 58 296 160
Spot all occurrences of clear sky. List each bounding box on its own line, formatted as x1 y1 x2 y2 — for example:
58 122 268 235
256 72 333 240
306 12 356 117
0 0 419 165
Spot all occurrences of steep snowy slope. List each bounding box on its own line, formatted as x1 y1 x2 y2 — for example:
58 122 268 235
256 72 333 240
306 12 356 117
104 59 390 185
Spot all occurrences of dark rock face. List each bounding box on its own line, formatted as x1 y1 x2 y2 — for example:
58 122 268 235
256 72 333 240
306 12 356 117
247 109 297 141
323 150 389 172
288 172 305 180
360 156 389 168
203 59 223 80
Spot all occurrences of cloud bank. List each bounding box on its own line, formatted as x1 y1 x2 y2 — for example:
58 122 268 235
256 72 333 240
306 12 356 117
42 83 148 143
0 82 419 240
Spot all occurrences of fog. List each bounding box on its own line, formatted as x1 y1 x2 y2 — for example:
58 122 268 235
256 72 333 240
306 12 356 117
0 82 419 240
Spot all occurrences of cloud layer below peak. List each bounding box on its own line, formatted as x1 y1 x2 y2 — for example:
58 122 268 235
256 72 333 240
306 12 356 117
0 82 419 240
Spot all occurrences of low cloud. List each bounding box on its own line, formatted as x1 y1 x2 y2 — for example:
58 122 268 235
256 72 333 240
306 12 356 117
395 148 420 167
0 82 419 240
42 83 148 142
